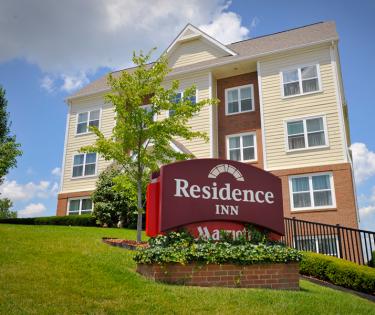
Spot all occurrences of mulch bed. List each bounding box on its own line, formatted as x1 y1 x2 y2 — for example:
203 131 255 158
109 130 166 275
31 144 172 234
102 238 149 250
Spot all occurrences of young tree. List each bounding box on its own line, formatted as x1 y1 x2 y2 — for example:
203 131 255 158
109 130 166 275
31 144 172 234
0 86 22 217
81 50 217 242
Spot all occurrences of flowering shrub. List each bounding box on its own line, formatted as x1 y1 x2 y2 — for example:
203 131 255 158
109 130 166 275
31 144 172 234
134 230 302 265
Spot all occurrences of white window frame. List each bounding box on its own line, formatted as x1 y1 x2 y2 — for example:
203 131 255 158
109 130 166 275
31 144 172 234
226 131 257 163
284 114 329 152
71 152 98 179
280 63 322 98
225 84 255 116
288 172 336 211
166 89 199 118
141 104 157 123
294 235 340 257
75 107 102 136
67 197 93 215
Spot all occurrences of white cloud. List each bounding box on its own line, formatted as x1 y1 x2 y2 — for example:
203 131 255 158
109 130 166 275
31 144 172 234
359 205 375 217
61 73 89 92
18 203 47 218
41 75 55 93
199 12 250 44
0 179 59 202
351 142 375 184
51 167 61 177
0 1 249 92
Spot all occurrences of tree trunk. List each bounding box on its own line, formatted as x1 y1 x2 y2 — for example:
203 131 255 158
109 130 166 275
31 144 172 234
136 178 143 243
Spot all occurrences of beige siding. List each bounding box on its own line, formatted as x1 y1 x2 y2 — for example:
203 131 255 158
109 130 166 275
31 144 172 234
61 96 113 193
168 39 225 69
212 75 218 157
158 71 211 158
259 45 346 170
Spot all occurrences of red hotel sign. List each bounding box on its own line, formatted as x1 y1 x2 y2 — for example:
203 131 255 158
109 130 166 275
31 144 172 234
146 159 284 238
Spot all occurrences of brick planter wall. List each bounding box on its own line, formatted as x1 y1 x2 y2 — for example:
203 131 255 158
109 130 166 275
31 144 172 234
137 263 299 289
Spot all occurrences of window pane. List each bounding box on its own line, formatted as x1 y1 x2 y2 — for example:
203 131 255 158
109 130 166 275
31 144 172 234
284 82 300 96
293 192 311 208
292 177 309 192
308 132 325 147
318 237 337 256
89 120 99 128
243 147 255 161
81 199 92 211
314 191 332 206
72 165 83 177
241 99 252 111
186 94 196 104
227 89 238 102
301 66 317 79
76 122 87 134
242 135 254 147
85 153 96 164
229 149 241 161
240 87 251 100
89 110 100 121
287 121 304 135
312 175 331 190
229 137 240 149
296 238 317 252
302 78 319 93
69 200 80 212
85 164 96 176
307 118 324 132
288 135 305 149
228 101 239 113
171 93 182 104
73 154 84 165
283 69 299 83
78 112 88 123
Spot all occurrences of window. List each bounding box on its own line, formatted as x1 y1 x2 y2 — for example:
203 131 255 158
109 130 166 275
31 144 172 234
168 91 196 117
72 153 97 177
225 85 254 115
286 116 327 151
282 65 320 97
289 173 335 210
141 104 156 127
76 109 100 134
68 198 93 215
295 235 339 256
227 133 256 162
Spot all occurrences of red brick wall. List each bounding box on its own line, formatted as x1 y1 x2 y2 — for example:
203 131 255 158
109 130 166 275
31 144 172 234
272 163 358 228
56 190 93 216
137 263 299 289
217 72 263 169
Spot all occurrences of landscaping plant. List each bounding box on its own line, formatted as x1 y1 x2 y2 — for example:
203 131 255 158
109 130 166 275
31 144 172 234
81 50 217 242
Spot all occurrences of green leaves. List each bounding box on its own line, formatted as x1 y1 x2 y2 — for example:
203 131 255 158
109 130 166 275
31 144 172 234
134 231 302 265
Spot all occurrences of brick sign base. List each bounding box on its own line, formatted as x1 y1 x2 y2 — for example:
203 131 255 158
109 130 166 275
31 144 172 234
137 263 299 289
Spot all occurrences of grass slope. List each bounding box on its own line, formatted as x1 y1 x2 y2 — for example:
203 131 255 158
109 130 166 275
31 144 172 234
0 224 374 315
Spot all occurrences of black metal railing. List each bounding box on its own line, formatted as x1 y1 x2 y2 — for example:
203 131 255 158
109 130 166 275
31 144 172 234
281 217 375 265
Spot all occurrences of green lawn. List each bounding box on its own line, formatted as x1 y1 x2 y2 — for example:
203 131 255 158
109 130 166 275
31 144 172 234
0 225 374 315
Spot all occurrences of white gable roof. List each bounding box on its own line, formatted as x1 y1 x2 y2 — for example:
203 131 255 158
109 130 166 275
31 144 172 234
164 23 237 58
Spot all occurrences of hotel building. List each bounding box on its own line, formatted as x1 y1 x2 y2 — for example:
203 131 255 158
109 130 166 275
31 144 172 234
57 21 359 230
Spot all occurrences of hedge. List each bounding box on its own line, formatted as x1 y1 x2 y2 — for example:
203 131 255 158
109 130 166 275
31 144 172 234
0 214 98 227
300 252 375 294
134 232 302 265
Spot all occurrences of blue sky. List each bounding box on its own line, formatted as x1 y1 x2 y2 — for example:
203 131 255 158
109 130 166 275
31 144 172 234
0 0 375 229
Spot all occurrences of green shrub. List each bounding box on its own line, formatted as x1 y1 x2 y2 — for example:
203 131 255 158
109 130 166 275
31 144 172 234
91 166 142 228
367 250 375 267
300 252 375 294
134 231 302 265
0 215 97 227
